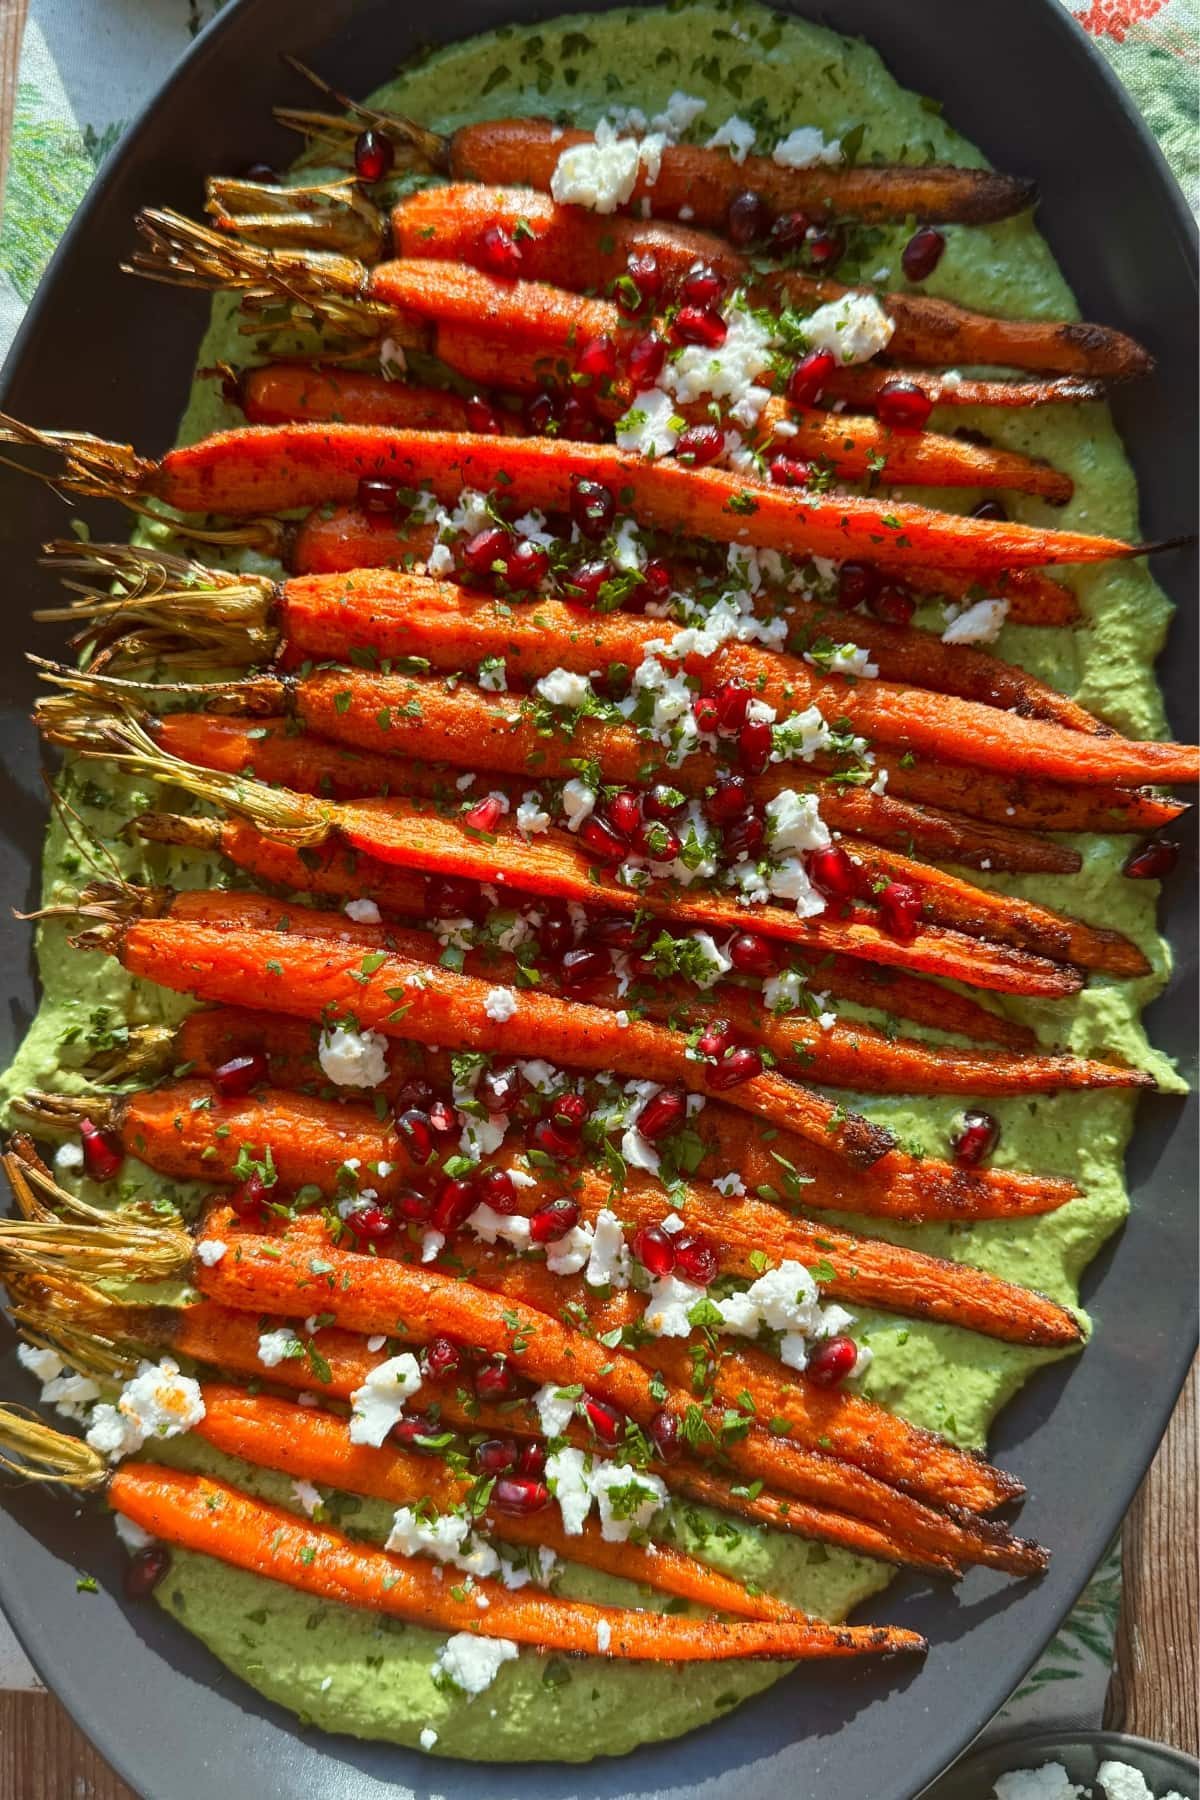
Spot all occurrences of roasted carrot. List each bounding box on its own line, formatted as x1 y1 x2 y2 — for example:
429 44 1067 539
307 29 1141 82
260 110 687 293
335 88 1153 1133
822 367 1108 410
195 1383 796 1620
237 363 506 433
863 752 1188 836
898 565 1082 632
111 1464 927 1658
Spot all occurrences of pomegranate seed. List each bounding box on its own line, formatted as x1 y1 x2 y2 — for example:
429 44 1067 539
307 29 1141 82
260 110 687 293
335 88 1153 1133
575 334 618 381
696 1019 734 1059
633 1223 677 1276
560 394 602 441
549 1093 588 1136
460 525 511 581
353 128 394 183
591 913 646 951
693 694 720 735
579 817 629 863
480 1064 523 1114
644 783 687 823
951 1108 1000 1169
878 880 924 941
124 1544 171 1600
769 454 812 488
79 1117 122 1182
428 1099 457 1139
787 347 836 409
640 557 672 601
711 677 751 733
477 1167 518 1213
241 161 278 184
605 789 642 836
394 1187 434 1223
564 559 613 610
769 210 811 251
558 945 611 992
569 477 616 540
805 225 845 270
464 794 503 832
518 1440 547 1476
474 1436 519 1474
492 1476 550 1515
1123 838 1179 880
619 249 662 316
901 225 946 282
704 773 749 823
729 932 779 977
346 1203 398 1245
505 539 550 591
391 1410 438 1447
421 1337 463 1384
649 1410 681 1461
806 1335 859 1388
432 1177 477 1235
529 1117 578 1159
583 1395 625 1445
836 561 879 610
672 305 727 349
464 393 501 434
212 1051 268 1098
673 1233 718 1285
633 818 682 862
523 390 558 435
675 423 725 468
426 874 484 919
228 1171 268 1219
680 262 725 308
475 1360 519 1401
738 716 773 776
529 1197 581 1243
876 379 933 431
707 1046 762 1090
397 1077 435 1110
395 1108 435 1164
537 903 575 958
971 497 1007 522
727 189 771 246
636 1086 688 1141
808 844 867 902
626 330 668 387
478 222 522 278
870 583 916 627
357 475 402 516
721 811 765 861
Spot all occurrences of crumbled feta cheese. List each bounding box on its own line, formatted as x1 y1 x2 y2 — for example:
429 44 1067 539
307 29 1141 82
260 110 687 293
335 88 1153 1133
379 336 407 378
344 897 382 924
545 1446 593 1534
806 641 879 679
483 986 518 1024
550 118 665 213
763 968 805 1013
589 1462 668 1541
421 1229 445 1264
478 656 508 692
686 930 733 989
195 1238 227 1267
17 1342 64 1385
650 91 707 137
595 1618 612 1652
766 789 831 856
467 1202 531 1252
661 302 775 431
516 791 551 836
545 1222 594 1277
419 1726 439 1751
615 385 680 459
54 1141 84 1174
801 293 895 365
85 1358 205 1462
772 125 843 168
560 778 598 832
642 1272 710 1337
611 515 646 572
291 1479 322 1517
1096 1765 1156 1800
318 1024 389 1088
712 1170 746 1197
387 1504 499 1577
767 855 826 918
585 1208 632 1289
705 114 757 163
459 1113 508 1160
771 704 835 763
257 1328 302 1369
941 598 1009 645
114 1514 154 1553
348 1353 422 1446
366 1334 386 1353
940 368 964 390
533 1383 578 1439
17 1344 101 1423
714 1259 825 1341
535 667 592 709
432 1632 518 1696
517 1058 560 1093
994 1765 1086 1800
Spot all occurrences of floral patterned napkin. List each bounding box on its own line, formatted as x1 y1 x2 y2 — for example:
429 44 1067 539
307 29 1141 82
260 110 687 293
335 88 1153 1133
0 0 1193 1759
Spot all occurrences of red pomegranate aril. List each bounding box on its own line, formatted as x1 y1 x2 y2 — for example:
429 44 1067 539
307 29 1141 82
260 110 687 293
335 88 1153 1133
620 249 663 315
575 334 618 381
357 475 402 516
769 454 812 488
492 1476 551 1515
626 329 668 387
738 716 773 776
395 1078 435 1110
432 1177 478 1235
971 497 1008 522
729 932 780 977
549 1092 588 1136
558 945 611 992
428 1098 457 1138
422 1336 462 1382
390 1411 437 1447
124 1544 171 1600
560 394 602 441
805 225 845 270
633 819 682 862
876 379 933 431
787 347 837 409
675 423 725 468
353 128 394 183
672 305 728 349
696 1019 734 1059
1123 838 1179 880
476 1167 518 1213
640 557 672 601
480 1063 523 1114
591 913 645 951
394 1186 434 1223
518 1440 547 1477
643 783 687 823
584 1396 625 1445
673 1233 718 1286
474 1436 519 1475
870 583 917 627
636 1086 689 1142
727 188 771 246
529 1196 581 1243
464 393 501 435
711 677 751 733
704 773 749 823
464 793 503 832
606 789 643 836
836 560 880 610
693 694 720 735
707 1046 762 1090
564 558 613 609
806 1335 859 1388
396 1108 435 1162
951 1108 1000 1170
527 1118 575 1160
475 1360 519 1401
901 225 946 282
427 874 485 919
505 539 550 591
212 1051 268 1098
579 817 629 863
649 1409 681 1461
680 261 725 308
722 811 766 861
878 879 924 941
460 525 511 580
523 390 558 435
633 1223 677 1276
769 209 811 251
346 1203 398 1245
478 221 522 278
228 1171 268 1220
537 903 575 958
569 476 616 539
808 843 865 902
79 1117 122 1182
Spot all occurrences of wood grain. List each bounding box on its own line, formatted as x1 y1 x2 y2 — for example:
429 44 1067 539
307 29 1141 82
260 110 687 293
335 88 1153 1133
0 1688 135 1800
0 0 29 217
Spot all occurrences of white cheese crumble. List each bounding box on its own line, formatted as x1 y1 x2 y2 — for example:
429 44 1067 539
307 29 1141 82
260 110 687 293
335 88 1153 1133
642 1272 711 1337
614 385 680 459
85 1358 205 1462
545 1221 595 1277
387 1505 499 1577
801 293 895 365
763 968 806 1013
685 930 733 989
256 1328 301 1369
419 1726 439 1751
766 789 832 856
114 1514 154 1553
432 1632 518 1696
806 641 880 679
994 1766 1086 1800
650 91 707 137
195 1238 227 1267
344 897 382 924
1096 1765 1158 1800
318 1024 389 1089
705 114 757 163
348 1353 422 1446
466 1202 530 1253
661 301 776 431
483 986 518 1024
534 666 592 709
516 791 551 837
712 1170 746 1197
54 1140 84 1174
544 1447 668 1541
772 125 843 168
595 1618 612 1652
291 1479 322 1518
560 777 598 832
477 656 508 693
17 1342 101 1422
533 1383 579 1438
584 1207 633 1289
941 597 1010 645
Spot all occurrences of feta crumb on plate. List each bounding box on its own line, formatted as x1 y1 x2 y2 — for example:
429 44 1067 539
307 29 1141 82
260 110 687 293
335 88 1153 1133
432 1631 519 1696
483 986 518 1024
772 125 842 168
318 1024 389 1089
942 597 1010 645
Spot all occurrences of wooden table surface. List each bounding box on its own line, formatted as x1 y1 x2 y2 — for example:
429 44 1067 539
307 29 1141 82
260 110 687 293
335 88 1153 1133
0 1 1194 1794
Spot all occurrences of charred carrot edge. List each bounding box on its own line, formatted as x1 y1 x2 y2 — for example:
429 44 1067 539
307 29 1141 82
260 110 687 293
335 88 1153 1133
111 1463 927 1659
762 271 1154 380
238 363 504 434
448 118 1037 228
196 1383 795 1621
368 258 619 358
823 367 1108 410
865 751 1188 836
899 566 1082 632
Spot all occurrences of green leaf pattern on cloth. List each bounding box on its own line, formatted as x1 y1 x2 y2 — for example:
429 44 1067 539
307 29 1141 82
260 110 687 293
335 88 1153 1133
0 0 1192 1739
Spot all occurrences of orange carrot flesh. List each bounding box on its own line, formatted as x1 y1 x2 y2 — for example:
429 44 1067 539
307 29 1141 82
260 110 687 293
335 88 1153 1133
110 1464 925 1659
899 565 1082 632
195 1383 794 1621
238 363 504 433
864 752 1187 836
369 258 617 358
823 367 1108 409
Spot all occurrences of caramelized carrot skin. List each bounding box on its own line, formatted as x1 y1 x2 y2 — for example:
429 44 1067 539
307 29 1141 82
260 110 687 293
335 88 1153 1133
239 364 495 432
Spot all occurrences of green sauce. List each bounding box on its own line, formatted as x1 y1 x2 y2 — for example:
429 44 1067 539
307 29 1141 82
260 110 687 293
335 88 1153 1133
1 0 1180 1760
